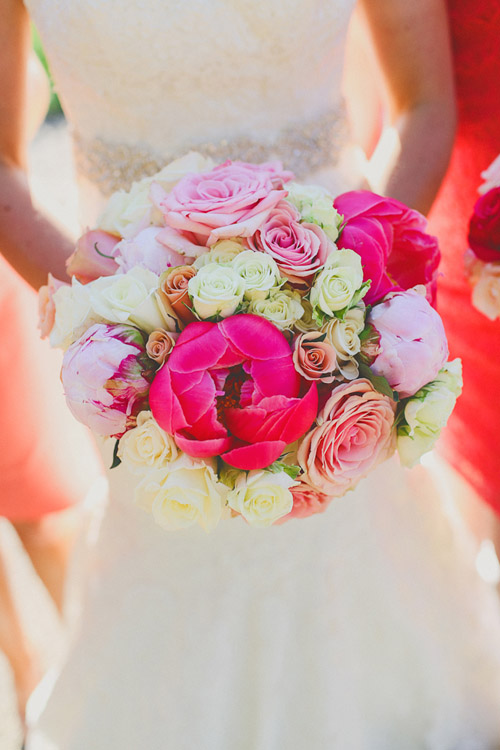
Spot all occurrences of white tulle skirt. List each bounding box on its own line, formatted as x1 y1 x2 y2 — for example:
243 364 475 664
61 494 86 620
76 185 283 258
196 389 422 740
27 445 500 750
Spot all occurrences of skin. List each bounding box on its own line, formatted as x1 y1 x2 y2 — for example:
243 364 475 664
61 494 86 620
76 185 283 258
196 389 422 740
0 0 456 720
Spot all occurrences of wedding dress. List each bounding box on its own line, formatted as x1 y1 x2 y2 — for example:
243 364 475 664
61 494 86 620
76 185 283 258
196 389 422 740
25 1 500 748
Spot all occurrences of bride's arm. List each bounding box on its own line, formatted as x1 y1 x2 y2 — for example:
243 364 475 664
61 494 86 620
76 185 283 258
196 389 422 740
0 0 74 288
357 0 456 215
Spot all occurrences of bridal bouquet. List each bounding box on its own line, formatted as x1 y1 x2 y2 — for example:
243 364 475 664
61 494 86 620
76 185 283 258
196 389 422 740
465 155 500 320
40 153 461 531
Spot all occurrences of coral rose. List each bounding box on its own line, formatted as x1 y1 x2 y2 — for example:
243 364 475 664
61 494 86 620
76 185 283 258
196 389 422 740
151 160 293 245
293 331 338 383
149 314 318 470
298 379 396 496
279 482 332 522
334 191 440 305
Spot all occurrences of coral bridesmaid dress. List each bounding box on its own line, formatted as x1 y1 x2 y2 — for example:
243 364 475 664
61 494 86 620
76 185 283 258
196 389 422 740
428 0 500 514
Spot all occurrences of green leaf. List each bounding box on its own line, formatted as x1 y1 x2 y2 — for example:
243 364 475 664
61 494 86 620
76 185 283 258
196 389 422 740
110 440 122 469
267 460 301 480
358 362 399 401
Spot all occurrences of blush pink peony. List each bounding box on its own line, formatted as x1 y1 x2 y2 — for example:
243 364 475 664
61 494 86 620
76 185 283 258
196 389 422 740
368 289 448 398
298 379 396 496
61 323 151 438
66 229 120 284
116 227 195 275
151 160 293 246
149 314 318 470
248 200 334 286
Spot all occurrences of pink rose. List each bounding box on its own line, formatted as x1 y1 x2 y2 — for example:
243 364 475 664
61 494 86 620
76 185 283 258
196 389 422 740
149 314 318 470
248 200 334 287
61 323 151 438
151 160 293 246
468 187 500 263
368 289 448 398
298 379 396 496
334 191 440 305
278 481 332 522
38 273 68 339
116 227 196 275
66 229 120 284
293 331 338 383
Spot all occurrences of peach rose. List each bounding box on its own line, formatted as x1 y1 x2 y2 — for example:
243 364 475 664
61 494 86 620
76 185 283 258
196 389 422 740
157 265 197 326
298 379 396 496
146 329 179 365
278 481 332 522
293 331 338 383
38 274 68 339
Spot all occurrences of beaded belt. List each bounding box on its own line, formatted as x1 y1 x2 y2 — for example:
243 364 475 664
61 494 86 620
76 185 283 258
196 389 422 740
72 106 349 197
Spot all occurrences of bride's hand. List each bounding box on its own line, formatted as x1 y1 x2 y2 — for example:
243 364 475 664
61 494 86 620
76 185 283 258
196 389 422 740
0 0 74 288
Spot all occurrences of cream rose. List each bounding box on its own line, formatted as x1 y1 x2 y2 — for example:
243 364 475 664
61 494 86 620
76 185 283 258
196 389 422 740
472 263 500 321
397 359 463 467
188 262 245 319
118 411 178 473
248 288 304 330
285 182 342 242
227 470 296 527
193 239 245 269
88 266 166 333
310 248 366 320
135 454 227 532
98 152 215 238
294 298 317 333
232 250 282 301
50 279 102 350
321 305 365 379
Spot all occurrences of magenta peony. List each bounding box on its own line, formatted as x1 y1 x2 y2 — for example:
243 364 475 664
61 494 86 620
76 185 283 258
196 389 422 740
66 229 120 284
61 323 151 438
151 160 293 245
334 191 440 305
248 199 334 286
368 289 448 398
298 379 396 496
468 187 500 263
149 314 318 470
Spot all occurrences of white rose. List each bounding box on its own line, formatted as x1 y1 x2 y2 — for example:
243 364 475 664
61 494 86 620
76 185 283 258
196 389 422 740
293 298 317 333
88 266 166 333
310 248 366 319
285 182 342 242
472 263 500 321
98 152 215 238
249 288 304 330
118 411 178 474
193 239 245 269
397 359 463 467
50 279 102 350
187 263 245 319
321 305 366 379
232 250 282 301
227 470 296 527
135 454 227 532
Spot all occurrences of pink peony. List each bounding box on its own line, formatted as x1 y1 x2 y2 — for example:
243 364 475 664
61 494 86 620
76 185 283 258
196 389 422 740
61 323 151 438
151 160 293 246
298 379 396 496
368 289 448 398
278 481 332 522
38 274 68 339
116 227 195 275
149 314 318 470
248 200 334 286
334 191 440 305
66 229 120 284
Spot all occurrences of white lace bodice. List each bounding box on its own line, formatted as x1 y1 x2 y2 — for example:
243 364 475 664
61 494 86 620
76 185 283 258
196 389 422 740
26 0 357 206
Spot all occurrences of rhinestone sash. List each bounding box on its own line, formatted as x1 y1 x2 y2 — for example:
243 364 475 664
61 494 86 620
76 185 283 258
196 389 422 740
72 107 349 196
